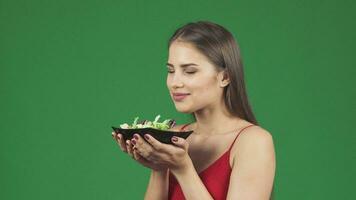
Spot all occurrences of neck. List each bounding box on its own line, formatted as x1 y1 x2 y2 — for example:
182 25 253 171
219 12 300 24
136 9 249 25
191 101 243 136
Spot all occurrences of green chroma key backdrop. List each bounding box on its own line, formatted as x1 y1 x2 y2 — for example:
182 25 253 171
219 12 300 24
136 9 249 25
1 0 355 199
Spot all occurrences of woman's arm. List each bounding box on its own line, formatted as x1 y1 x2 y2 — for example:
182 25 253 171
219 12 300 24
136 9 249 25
134 123 214 200
226 128 276 200
144 169 169 200
144 124 187 200
172 160 214 200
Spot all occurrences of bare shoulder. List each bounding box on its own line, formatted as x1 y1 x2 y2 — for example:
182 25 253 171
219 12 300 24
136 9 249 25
231 125 275 166
238 125 274 143
227 125 276 199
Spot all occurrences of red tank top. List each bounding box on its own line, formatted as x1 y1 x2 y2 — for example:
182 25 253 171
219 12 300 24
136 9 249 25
168 124 256 200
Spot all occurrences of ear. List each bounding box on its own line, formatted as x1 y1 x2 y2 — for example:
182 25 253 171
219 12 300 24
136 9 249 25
218 70 230 87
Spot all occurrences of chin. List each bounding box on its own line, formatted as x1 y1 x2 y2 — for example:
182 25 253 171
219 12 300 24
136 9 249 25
174 104 194 114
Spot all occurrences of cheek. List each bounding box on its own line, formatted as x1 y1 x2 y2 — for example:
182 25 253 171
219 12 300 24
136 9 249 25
191 81 219 101
166 75 173 88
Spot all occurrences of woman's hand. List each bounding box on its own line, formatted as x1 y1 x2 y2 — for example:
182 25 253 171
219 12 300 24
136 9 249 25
131 133 192 175
112 131 168 172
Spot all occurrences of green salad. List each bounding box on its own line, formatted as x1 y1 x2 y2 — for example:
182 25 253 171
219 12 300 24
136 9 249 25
120 115 176 130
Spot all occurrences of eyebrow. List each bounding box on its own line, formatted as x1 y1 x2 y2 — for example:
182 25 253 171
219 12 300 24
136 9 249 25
166 63 198 68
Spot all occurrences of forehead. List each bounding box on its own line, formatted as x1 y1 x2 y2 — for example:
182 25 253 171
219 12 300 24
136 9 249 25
168 41 208 64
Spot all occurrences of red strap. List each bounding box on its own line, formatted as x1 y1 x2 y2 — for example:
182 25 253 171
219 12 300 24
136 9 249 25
180 123 190 131
228 124 256 151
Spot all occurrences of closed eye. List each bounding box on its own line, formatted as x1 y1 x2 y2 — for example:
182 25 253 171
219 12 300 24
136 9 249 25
167 70 196 74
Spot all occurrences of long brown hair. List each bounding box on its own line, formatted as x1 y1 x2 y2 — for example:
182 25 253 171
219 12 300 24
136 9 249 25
168 21 258 125
167 21 275 199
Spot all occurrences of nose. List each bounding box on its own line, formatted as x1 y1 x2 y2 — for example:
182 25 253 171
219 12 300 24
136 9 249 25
168 73 184 88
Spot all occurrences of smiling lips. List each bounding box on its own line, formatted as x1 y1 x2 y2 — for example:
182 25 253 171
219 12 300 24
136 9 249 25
172 93 190 101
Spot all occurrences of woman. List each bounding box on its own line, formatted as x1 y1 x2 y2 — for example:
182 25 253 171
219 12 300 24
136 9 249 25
112 21 276 200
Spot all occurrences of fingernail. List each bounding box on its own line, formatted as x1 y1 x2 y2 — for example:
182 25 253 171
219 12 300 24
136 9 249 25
144 134 149 140
172 136 178 142
126 140 130 145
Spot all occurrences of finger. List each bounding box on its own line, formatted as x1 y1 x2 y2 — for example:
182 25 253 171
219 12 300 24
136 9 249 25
112 131 121 147
171 136 189 150
116 134 128 153
133 134 154 159
132 149 154 166
133 147 155 162
113 131 119 141
112 131 116 139
118 134 128 152
132 148 141 160
144 134 171 151
126 140 134 157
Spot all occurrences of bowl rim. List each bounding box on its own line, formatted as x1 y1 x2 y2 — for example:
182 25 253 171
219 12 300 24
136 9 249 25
111 126 194 134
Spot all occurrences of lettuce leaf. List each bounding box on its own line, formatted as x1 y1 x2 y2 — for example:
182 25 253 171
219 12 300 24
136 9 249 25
120 115 176 130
